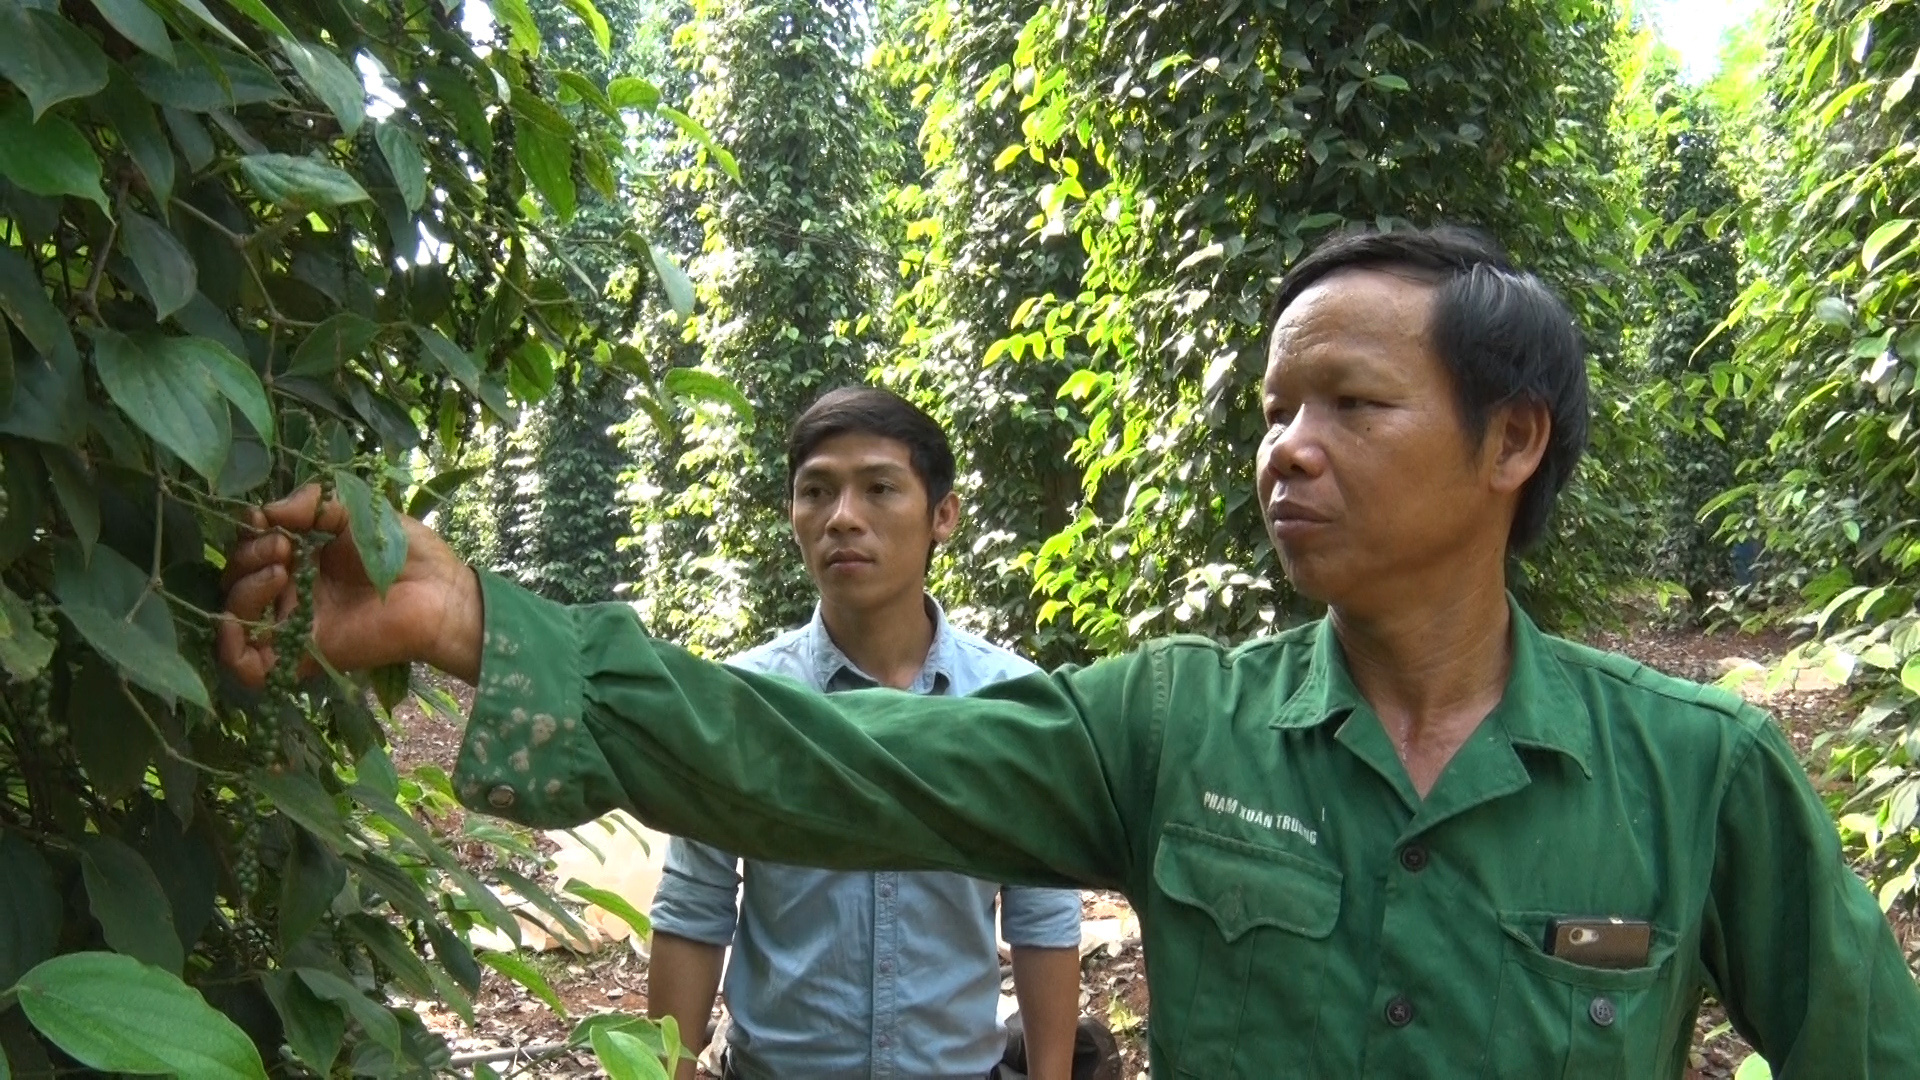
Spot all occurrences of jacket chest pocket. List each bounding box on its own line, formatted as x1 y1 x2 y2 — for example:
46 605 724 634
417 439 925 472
1150 823 1342 1080
1485 912 1678 1080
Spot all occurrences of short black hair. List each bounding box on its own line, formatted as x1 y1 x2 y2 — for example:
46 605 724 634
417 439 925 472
787 386 956 511
1267 224 1589 551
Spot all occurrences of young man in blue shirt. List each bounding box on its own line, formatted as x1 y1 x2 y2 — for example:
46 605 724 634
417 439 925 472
645 388 1111 1080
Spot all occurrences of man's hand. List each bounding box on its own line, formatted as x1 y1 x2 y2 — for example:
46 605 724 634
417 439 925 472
216 484 485 686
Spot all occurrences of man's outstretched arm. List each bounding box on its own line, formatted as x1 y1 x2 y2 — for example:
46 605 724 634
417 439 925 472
218 487 1161 892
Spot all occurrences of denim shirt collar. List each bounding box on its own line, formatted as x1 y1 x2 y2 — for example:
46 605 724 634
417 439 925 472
802 595 957 695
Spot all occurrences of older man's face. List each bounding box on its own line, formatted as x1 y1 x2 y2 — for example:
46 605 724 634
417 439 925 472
1256 269 1513 613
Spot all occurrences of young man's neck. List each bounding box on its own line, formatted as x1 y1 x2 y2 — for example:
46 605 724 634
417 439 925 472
818 587 937 691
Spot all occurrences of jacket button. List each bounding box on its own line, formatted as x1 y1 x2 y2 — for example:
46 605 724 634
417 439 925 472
1385 996 1415 1027
1399 844 1429 872
1589 996 1616 1027
486 785 516 809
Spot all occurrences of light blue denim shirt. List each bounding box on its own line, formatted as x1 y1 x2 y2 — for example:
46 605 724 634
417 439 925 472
648 598 1084 1080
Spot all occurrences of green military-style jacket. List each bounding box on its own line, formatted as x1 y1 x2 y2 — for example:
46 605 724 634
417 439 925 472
453 572 1920 1078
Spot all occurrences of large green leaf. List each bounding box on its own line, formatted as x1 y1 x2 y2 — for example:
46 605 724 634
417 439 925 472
278 827 345 949
340 914 436 997
424 918 482 994
342 852 436 925
562 879 651 940
60 602 210 708
92 328 229 481
0 580 54 681
648 245 696 317
251 768 356 852
168 335 273 444
168 0 245 48
0 246 76 376
125 798 218 955
14 952 267 1079
514 99 576 220
0 348 85 447
332 470 408 598
422 64 491 153
0 832 61 988
96 70 174 205
665 369 753 426
49 540 197 710
288 312 381 378
162 105 215 170
127 49 287 111
486 0 543 55
90 0 174 65
492 867 593 950
79 835 184 974
262 969 346 1077
562 81 625 132
281 39 365 137
350 787 520 946
657 106 741 182
119 210 198 320
295 968 401 1053
239 153 371 207
67 656 156 801
411 326 481 394
560 0 611 56
0 99 108 214
42 447 100 560
569 1013 667 1052
405 465 485 520
592 1027 671 1080
477 950 566 1017
0 7 110 118
375 122 427 212
53 540 173 647
1862 218 1914 272
607 77 661 110
222 0 292 37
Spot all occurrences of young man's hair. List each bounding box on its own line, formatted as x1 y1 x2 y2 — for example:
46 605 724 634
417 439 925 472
1267 223 1590 552
786 386 957 511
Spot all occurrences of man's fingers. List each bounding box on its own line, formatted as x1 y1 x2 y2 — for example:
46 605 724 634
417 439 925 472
260 483 350 537
214 618 271 688
226 564 287 626
222 533 290 589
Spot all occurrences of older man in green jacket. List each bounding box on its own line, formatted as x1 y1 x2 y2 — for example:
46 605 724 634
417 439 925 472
219 225 1920 1078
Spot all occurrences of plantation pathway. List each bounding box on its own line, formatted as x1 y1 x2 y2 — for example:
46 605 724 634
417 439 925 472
385 619 1916 1079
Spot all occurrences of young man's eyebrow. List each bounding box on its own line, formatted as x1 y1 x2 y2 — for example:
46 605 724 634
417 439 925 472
796 461 912 481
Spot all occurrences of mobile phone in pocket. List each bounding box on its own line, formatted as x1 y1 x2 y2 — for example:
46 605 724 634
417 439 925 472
1543 916 1652 970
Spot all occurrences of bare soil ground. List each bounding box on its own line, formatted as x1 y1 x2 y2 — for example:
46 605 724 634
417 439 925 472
387 620 1917 1079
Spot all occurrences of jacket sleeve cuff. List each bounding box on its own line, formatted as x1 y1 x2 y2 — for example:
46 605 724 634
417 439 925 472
452 569 608 828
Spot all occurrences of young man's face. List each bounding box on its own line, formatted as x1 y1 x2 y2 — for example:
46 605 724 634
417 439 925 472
789 432 959 613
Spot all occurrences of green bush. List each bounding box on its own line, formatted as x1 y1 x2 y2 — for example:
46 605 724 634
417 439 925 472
0 0 719 1072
